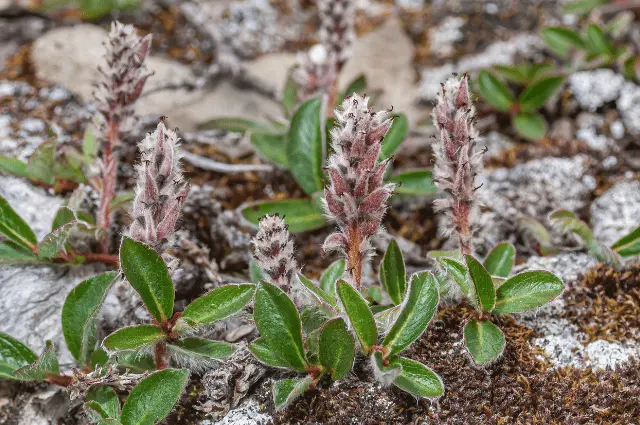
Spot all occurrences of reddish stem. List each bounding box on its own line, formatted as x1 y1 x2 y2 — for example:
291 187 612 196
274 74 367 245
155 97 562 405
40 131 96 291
155 342 167 370
346 224 363 288
45 374 75 387
97 120 120 253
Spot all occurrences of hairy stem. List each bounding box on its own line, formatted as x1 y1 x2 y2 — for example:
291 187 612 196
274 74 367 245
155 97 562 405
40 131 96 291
347 224 363 287
97 121 119 253
155 342 167 370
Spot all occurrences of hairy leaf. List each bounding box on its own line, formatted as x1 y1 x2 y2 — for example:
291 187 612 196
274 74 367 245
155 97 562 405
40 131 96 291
437 257 472 301
0 195 37 251
103 325 165 352
282 73 298 117
478 70 514 112
389 356 444 398
483 242 515 278
388 170 437 196
320 259 345 298
336 280 377 354
250 132 288 168
380 239 407 305
0 333 37 380
254 283 307 371
465 255 496 313
249 338 289 368
298 274 336 307
120 368 188 425
120 237 174 323
287 97 324 195
611 226 640 258
86 385 120 420
14 340 59 381
181 284 254 329
168 338 235 361
493 270 564 314
0 241 39 264
241 198 327 233
26 141 56 185
380 114 408 159
463 319 505 365
273 376 313 410
319 318 355 380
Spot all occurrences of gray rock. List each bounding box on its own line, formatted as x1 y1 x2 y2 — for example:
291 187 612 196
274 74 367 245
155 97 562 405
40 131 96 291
429 16 465 58
208 398 272 425
575 113 616 152
0 176 62 240
568 69 625 111
617 81 640 135
590 180 640 246
483 131 515 158
0 263 105 367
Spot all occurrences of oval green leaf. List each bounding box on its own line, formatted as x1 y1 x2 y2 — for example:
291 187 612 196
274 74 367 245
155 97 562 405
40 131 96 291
197 117 273 133
103 325 165 352
0 156 30 179
168 338 235 361
249 338 289 368
62 271 117 366
463 319 505 365
336 280 377 354
389 356 444 398
483 242 515 278
518 76 565 112
493 270 564 314
254 283 307 371
611 226 640 258
382 272 439 357
298 274 336 307
388 170 437 196
273 376 313 410
13 340 59 381
286 97 324 195
120 368 189 425
477 70 514 112
437 257 472 301
514 112 547 141
320 259 345 297
586 24 614 56
241 198 327 233
86 386 120 420
120 237 174 323
0 195 37 251
540 27 585 56
380 114 408 159
0 241 39 264
465 255 496 313
319 318 355 380
181 284 255 329
0 333 37 380
379 239 407 305
250 132 288 168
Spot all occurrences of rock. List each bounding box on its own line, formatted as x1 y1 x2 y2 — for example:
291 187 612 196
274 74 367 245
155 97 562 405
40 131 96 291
429 16 465 58
483 131 515 158
575 112 616 152
617 81 640 135
0 263 106 367
447 156 594 255
590 180 640 246
0 176 62 240
30 25 279 131
207 397 272 425
568 69 625 112
339 18 421 124
419 34 543 101
0 385 71 425
244 52 297 95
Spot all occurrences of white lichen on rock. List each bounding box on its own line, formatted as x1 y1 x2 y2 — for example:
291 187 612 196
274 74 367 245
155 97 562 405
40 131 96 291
590 180 640 246
568 69 625 112
617 81 640 135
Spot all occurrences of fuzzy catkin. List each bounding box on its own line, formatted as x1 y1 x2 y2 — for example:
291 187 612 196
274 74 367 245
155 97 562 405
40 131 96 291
432 75 484 255
323 94 395 287
129 122 190 253
252 214 298 292
318 0 355 69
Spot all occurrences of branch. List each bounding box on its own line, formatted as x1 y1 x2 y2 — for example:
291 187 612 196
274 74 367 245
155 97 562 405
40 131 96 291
180 150 273 173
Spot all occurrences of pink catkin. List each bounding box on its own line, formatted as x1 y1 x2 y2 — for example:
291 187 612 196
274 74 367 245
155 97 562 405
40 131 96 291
432 75 484 255
322 94 395 287
252 214 298 293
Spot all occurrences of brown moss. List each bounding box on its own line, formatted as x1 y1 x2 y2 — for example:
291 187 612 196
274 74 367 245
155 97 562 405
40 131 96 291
563 264 640 343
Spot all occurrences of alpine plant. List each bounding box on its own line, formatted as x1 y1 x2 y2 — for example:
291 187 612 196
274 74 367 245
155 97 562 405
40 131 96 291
432 74 484 255
252 214 298 293
323 94 395 287
129 121 190 254
318 0 355 70
95 21 153 251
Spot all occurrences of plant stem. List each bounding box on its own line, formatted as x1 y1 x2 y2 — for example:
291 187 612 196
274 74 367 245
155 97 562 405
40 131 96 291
97 121 119 253
347 224 363 287
154 342 167 370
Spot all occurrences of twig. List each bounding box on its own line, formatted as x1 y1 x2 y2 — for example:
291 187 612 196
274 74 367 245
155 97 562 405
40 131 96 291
181 150 273 173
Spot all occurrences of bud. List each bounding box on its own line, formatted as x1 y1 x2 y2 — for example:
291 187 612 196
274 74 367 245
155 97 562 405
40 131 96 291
252 214 298 292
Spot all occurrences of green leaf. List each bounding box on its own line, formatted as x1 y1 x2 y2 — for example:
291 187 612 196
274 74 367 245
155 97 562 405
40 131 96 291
338 74 367 105
241 198 327 233
437 258 472 301
541 27 586 56
477 70 514 112
250 132 288 168
254 283 307 371
0 195 37 251
336 280 377 354
298 274 336 307
586 24 614 57
518 76 565 112
181 284 255 329
53 151 87 184
493 270 564 314
86 386 121 420
380 239 407 305
389 356 444 398
366 285 382 303
319 318 355 380
38 220 88 259
563 0 607 14
120 237 174 323
611 227 640 258
483 242 515 278
0 333 37 380
62 271 117 366
388 169 437 196
513 113 547 141
52 207 76 230
111 193 135 211
26 141 56 185
320 259 345 297
380 114 409 159
82 126 99 161
300 305 332 334
112 352 156 373
287 97 324 195
493 65 527 84
197 117 273 133
518 216 559 255
463 319 505 365
249 338 289 368
382 272 439 357
0 241 39 264
282 73 298 117
465 255 496 313
168 338 235 361
273 376 313 410
0 156 31 179
103 325 166 352
249 258 265 284
90 348 109 369
14 340 59 381
120 368 188 425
